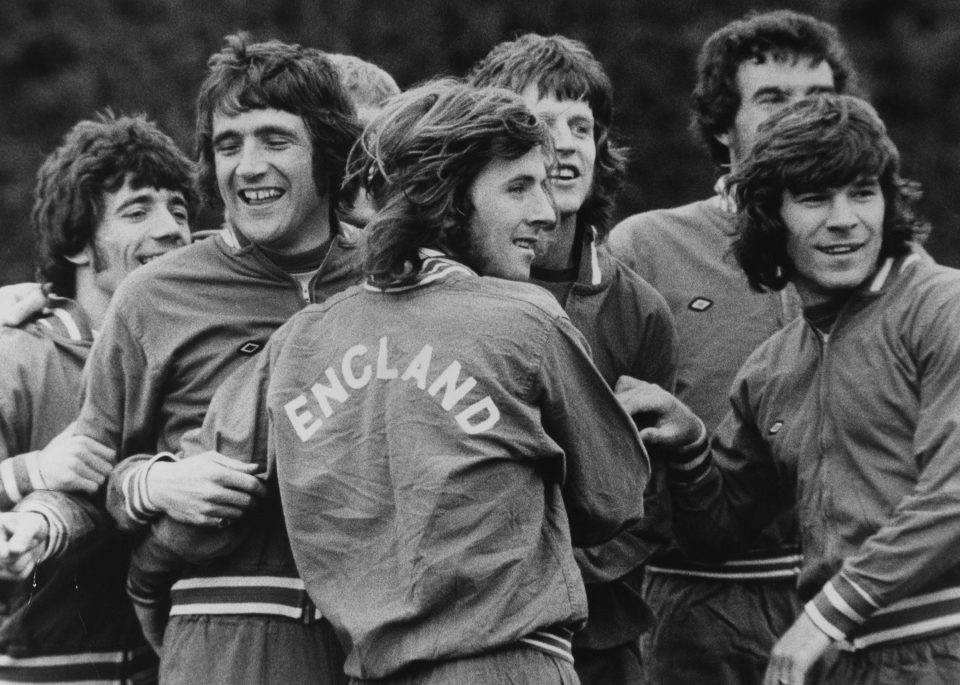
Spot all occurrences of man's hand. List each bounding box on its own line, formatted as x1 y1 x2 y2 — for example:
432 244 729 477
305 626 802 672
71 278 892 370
763 612 833 685
0 283 48 327
37 424 116 494
614 376 705 450
147 453 269 527
0 512 49 579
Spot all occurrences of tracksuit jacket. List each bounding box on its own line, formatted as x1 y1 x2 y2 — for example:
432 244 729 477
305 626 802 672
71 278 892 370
72 222 365 680
128 253 651 680
0 298 156 683
609 195 802 581
533 228 678 652
669 253 960 649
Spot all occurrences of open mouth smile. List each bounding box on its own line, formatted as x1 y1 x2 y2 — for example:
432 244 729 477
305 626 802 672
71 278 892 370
239 188 285 205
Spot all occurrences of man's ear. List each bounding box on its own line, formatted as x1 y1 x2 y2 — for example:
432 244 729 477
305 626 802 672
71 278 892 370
64 245 92 266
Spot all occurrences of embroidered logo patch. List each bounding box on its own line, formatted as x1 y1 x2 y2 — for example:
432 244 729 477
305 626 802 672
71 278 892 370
768 421 784 435
688 297 713 312
238 341 264 356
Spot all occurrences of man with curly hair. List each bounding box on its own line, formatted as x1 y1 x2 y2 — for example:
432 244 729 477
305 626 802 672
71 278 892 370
630 93 957 685
0 112 195 683
608 11 859 683
469 34 677 685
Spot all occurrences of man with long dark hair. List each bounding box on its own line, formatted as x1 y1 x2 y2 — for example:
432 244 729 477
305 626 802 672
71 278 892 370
633 94 958 684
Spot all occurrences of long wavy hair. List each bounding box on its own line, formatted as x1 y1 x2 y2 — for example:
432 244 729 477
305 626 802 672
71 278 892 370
195 33 361 211
32 111 197 298
345 79 552 287
692 10 859 170
467 33 627 241
731 94 928 292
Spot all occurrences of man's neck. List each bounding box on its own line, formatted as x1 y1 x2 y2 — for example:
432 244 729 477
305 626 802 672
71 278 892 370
533 213 579 271
73 267 109 330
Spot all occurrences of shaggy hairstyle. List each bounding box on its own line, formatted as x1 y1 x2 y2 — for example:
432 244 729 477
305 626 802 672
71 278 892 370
195 33 361 210
327 53 400 124
692 10 859 169
467 33 627 240
345 79 552 286
731 94 928 292
31 111 197 298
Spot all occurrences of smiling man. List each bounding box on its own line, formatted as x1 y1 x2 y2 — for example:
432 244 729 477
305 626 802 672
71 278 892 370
0 112 195 684
126 80 650 684
469 35 677 685
607 11 861 684
631 94 960 685
22 34 365 685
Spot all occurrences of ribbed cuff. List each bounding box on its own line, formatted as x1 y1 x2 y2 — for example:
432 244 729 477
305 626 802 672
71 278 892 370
123 452 179 523
0 452 42 509
805 574 880 641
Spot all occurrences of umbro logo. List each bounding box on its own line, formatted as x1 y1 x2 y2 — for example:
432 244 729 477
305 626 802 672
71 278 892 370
688 297 714 312
238 341 264 356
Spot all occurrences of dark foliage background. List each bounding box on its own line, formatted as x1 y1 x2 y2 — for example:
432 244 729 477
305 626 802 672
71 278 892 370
2 0 959 283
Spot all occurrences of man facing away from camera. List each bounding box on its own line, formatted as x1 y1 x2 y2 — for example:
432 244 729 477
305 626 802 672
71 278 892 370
121 80 651 684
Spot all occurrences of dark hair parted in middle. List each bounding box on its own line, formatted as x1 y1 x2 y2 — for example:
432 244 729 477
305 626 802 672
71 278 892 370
195 33 362 211
692 10 860 169
468 33 627 240
731 94 928 292
345 79 552 287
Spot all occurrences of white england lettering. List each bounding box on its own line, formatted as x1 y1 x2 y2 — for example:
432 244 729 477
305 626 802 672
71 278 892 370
401 344 433 389
376 336 399 379
427 360 477 410
455 396 500 434
284 395 323 442
310 368 349 417
342 344 371 389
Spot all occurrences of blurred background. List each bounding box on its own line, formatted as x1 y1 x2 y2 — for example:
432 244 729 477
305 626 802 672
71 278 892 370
2 0 959 283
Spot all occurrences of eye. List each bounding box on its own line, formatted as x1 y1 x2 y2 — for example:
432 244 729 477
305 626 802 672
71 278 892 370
851 184 881 201
122 207 149 221
755 91 787 106
214 140 240 156
793 192 828 206
264 136 291 150
172 206 190 223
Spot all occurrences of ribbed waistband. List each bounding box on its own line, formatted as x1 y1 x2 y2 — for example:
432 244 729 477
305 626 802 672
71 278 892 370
647 551 802 581
0 646 156 684
841 586 960 651
518 626 574 664
170 575 322 622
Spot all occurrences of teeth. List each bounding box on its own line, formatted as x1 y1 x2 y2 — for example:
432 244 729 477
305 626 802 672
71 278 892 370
240 188 283 203
551 168 577 181
821 245 858 255
513 239 535 249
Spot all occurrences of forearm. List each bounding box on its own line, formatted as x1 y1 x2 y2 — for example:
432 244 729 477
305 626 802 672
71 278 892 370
14 490 109 560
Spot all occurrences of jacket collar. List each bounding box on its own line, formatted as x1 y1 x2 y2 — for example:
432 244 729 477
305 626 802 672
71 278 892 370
36 296 94 343
364 249 475 293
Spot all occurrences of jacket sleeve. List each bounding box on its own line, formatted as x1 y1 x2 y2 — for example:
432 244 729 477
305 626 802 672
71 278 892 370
15 490 111 561
537 315 650 548
664 373 790 562
125 347 277 608
78 299 163 530
806 286 960 641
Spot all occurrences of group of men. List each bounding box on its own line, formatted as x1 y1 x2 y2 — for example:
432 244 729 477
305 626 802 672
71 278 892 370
0 8 958 685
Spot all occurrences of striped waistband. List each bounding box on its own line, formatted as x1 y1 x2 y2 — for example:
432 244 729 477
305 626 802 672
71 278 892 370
518 626 574 664
0 646 156 684
841 586 960 651
170 575 322 622
646 552 802 581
